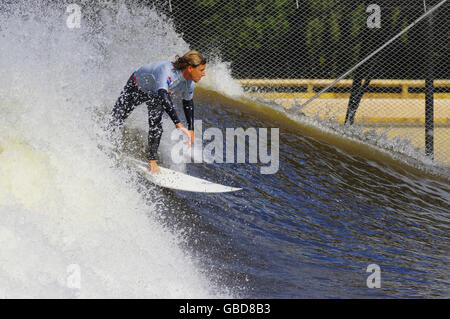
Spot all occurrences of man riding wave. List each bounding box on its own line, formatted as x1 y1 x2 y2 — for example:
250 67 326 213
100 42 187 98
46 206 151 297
109 50 206 173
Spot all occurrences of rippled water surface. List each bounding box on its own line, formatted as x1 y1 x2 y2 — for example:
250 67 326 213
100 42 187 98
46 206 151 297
139 92 450 298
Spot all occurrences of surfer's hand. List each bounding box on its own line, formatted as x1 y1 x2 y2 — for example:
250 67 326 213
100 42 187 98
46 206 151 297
148 160 161 174
175 123 193 148
188 130 194 146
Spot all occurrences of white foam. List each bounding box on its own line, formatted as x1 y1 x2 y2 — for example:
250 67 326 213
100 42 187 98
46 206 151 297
198 58 245 98
0 0 231 298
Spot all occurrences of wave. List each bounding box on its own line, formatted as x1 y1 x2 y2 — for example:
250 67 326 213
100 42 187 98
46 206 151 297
0 0 232 298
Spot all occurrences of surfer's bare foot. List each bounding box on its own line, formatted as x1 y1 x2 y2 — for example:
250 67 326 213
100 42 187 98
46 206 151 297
148 160 161 174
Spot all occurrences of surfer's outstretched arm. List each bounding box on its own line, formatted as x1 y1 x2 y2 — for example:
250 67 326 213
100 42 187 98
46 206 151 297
157 89 180 125
182 99 194 131
156 89 193 146
182 99 195 145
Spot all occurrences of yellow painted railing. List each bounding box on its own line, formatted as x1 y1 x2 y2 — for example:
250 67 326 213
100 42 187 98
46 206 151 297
238 79 450 99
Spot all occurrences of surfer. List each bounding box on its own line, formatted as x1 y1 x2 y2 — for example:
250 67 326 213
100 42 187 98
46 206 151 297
109 50 207 173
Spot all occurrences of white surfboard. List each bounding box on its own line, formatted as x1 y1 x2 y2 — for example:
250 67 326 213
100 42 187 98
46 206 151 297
124 156 242 193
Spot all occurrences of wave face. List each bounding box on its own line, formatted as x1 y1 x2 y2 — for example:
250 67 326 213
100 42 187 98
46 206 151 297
0 1 232 298
177 91 450 298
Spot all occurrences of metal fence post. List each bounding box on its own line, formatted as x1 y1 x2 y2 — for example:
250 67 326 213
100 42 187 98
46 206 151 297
425 3 434 159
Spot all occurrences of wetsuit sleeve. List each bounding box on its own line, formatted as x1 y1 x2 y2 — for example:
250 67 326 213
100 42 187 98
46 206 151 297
182 81 195 100
182 99 194 130
157 89 180 125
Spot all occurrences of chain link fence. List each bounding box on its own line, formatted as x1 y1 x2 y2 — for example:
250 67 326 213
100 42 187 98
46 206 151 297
155 0 449 165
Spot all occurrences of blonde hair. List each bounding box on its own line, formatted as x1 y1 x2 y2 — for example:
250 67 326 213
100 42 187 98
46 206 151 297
172 50 207 70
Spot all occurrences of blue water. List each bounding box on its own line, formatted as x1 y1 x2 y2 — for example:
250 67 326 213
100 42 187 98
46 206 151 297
136 92 450 298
